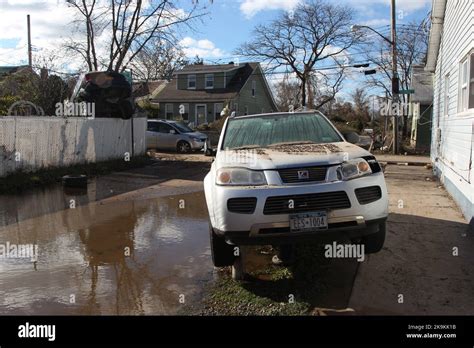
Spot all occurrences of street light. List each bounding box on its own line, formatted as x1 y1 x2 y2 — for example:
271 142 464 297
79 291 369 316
351 25 393 45
351 0 400 155
351 24 399 95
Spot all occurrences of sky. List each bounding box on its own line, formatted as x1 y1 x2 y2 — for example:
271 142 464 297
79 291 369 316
0 0 432 99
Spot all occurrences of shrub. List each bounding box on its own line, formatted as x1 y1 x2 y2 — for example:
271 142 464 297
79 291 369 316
0 95 20 116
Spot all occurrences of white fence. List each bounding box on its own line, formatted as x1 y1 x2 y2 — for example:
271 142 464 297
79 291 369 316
0 117 146 177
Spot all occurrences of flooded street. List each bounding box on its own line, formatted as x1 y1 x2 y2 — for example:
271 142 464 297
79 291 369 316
0 162 472 317
0 187 213 315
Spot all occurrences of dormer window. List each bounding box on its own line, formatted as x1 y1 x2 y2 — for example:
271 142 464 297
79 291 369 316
188 75 196 89
205 74 214 89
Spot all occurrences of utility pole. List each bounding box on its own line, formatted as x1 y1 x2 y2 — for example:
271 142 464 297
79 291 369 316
27 14 32 68
391 0 399 154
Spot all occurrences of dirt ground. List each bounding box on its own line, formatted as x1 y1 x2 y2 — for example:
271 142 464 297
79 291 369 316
192 159 474 316
0 152 472 315
349 165 474 315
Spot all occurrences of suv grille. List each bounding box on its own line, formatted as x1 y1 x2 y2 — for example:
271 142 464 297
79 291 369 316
355 186 382 205
227 197 257 214
278 166 328 183
263 191 351 215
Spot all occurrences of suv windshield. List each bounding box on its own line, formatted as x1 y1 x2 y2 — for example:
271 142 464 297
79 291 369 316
222 112 343 150
172 122 193 133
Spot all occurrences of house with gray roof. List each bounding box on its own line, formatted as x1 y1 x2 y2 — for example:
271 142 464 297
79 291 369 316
152 62 278 125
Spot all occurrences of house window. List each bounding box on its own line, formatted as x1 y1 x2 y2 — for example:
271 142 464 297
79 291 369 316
460 59 468 112
470 53 474 109
214 103 223 120
252 80 256 97
459 52 474 112
205 74 214 89
445 74 450 116
188 75 196 89
165 104 173 119
178 103 189 121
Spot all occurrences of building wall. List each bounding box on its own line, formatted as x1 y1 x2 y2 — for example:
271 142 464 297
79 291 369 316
431 0 474 221
0 117 146 177
159 101 230 124
416 104 432 152
177 72 227 90
235 66 276 115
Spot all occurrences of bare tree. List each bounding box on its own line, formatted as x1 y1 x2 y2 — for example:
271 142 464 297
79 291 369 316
363 19 430 134
65 0 207 72
129 40 187 81
307 67 346 109
274 78 302 111
350 87 370 130
236 0 358 107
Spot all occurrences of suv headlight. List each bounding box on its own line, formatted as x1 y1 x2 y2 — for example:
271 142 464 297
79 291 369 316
216 168 267 186
338 159 372 180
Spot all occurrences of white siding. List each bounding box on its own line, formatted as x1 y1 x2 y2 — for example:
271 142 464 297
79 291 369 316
431 0 474 220
0 117 147 177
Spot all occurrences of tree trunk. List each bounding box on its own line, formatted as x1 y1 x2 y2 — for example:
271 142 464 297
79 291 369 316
301 78 306 108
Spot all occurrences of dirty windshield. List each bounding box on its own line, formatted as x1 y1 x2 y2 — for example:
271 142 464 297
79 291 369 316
222 113 342 150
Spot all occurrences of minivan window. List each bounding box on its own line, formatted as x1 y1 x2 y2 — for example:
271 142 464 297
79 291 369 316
158 123 174 133
172 122 193 133
222 113 342 150
147 122 160 132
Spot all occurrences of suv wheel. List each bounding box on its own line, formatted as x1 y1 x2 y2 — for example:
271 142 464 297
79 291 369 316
177 141 191 154
361 221 386 254
209 224 235 267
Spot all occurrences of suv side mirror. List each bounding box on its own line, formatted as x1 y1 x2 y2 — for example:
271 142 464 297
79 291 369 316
344 132 360 144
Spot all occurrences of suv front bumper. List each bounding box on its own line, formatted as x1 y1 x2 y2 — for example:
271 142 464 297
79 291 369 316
205 171 389 245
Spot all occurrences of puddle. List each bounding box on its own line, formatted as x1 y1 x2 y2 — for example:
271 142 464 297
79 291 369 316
0 191 213 315
0 174 162 228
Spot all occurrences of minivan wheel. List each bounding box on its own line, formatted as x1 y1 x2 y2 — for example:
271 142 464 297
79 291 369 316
177 141 191 154
361 222 386 254
209 224 235 267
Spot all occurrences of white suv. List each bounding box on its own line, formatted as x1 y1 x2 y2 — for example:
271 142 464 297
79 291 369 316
204 111 389 267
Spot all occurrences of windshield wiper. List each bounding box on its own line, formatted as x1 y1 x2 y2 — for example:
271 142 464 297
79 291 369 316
268 141 316 147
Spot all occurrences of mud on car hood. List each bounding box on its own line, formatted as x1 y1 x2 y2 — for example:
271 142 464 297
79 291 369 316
215 142 372 170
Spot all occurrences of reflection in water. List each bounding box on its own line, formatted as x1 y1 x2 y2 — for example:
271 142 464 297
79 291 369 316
0 191 212 315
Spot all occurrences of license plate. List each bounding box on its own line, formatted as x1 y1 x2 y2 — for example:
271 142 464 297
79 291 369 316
289 211 328 232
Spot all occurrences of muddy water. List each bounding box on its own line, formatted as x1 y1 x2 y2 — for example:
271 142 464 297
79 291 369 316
0 173 163 228
0 191 212 315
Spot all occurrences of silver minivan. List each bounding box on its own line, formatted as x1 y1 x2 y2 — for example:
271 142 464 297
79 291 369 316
146 119 208 153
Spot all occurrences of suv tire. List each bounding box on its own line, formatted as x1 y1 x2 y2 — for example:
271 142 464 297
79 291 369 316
362 221 386 254
209 224 235 267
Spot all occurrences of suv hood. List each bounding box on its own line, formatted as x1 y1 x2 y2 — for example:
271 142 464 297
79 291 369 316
216 142 372 170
